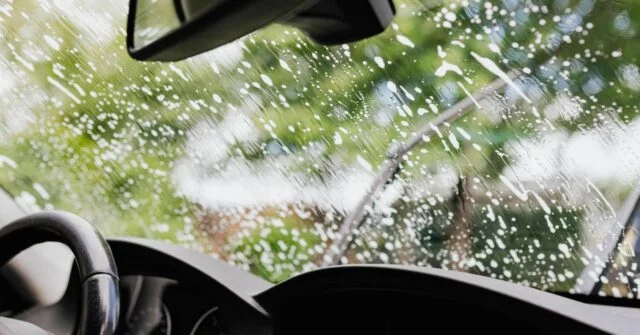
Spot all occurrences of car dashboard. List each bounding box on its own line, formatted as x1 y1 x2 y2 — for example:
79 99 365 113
7 237 640 335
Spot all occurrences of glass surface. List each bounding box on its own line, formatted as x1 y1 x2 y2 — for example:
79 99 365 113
1 0 640 298
133 0 182 49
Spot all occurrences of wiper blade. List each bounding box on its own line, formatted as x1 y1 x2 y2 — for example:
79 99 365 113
322 74 516 266
573 183 640 295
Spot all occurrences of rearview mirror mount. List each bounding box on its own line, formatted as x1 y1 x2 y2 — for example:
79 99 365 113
127 0 396 62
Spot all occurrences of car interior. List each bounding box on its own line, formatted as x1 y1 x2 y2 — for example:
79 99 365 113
2 0 640 334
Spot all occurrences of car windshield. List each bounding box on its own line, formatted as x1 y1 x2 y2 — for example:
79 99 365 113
1 0 640 297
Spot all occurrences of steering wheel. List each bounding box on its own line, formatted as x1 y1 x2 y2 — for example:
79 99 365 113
0 211 119 334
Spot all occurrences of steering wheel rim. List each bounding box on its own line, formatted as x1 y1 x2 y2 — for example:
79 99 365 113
0 211 119 334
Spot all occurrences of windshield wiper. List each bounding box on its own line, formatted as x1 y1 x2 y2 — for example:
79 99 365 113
573 183 640 295
322 74 516 266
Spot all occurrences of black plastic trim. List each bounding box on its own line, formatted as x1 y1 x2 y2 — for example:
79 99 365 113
108 238 272 334
255 265 640 334
126 0 316 61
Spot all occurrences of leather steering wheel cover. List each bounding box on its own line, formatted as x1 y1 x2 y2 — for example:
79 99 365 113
0 211 117 279
0 211 119 335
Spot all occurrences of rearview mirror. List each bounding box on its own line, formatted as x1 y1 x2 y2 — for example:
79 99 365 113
127 0 396 62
